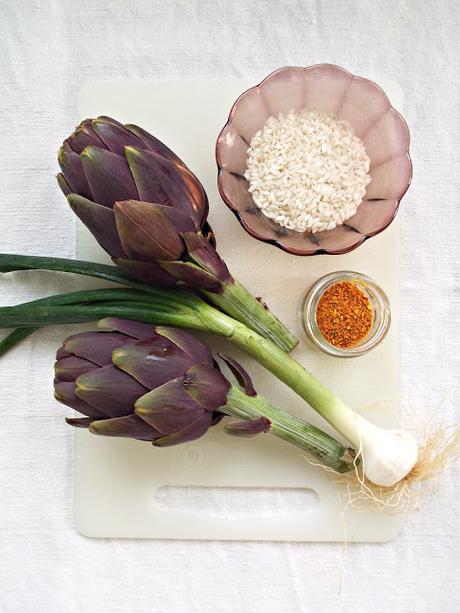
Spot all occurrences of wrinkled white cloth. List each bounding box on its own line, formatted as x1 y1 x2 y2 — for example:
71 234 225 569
0 1 459 612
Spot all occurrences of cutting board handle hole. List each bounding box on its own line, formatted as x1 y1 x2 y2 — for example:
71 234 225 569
153 485 319 518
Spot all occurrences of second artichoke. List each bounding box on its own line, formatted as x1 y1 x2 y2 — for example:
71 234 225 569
54 318 355 472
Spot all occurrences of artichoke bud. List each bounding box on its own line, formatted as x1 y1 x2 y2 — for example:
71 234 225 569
54 320 271 449
224 417 271 437
58 116 210 275
54 321 228 447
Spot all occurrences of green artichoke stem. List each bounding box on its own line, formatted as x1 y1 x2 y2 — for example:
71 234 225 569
222 386 356 473
204 278 298 353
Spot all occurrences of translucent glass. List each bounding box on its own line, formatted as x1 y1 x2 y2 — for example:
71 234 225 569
300 271 391 357
216 65 412 255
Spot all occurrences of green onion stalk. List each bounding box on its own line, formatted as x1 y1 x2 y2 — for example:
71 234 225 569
0 254 420 487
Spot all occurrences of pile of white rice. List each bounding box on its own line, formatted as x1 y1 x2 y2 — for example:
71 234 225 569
244 109 371 233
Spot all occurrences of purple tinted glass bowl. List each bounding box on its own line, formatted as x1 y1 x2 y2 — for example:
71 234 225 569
216 65 412 255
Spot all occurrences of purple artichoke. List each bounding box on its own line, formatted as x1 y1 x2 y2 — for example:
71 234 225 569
57 116 227 290
57 117 298 352
54 318 229 446
53 319 354 472
54 318 354 470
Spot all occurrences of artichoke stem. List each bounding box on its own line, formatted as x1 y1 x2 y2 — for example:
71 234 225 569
204 278 298 353
222 386 355 473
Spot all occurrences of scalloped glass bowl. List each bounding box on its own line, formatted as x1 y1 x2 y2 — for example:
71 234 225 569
216 65 412 255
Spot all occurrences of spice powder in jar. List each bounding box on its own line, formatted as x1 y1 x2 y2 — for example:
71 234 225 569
315 281 373 348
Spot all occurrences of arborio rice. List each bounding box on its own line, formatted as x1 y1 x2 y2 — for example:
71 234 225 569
244 109 371 233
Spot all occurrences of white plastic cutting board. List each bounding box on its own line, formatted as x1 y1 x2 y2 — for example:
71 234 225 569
76 78 403 541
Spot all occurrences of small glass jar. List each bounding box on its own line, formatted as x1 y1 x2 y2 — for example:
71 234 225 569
300 271 391 357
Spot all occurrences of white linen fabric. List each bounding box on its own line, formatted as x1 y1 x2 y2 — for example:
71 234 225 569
0 1 458 611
